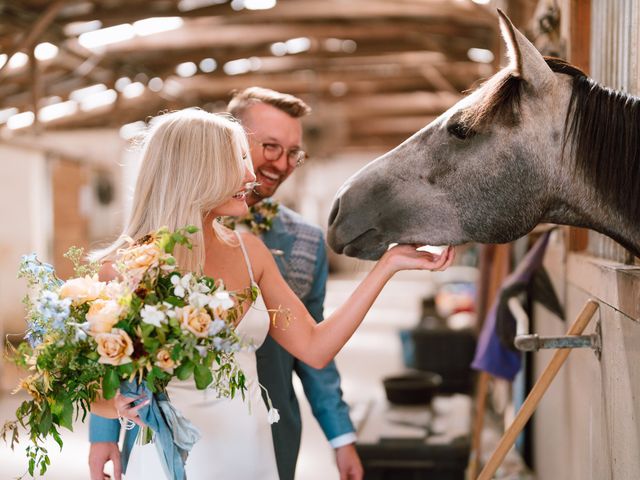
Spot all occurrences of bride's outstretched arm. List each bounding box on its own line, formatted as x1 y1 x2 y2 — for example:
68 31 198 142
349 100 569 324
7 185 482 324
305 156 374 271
246 234 455 369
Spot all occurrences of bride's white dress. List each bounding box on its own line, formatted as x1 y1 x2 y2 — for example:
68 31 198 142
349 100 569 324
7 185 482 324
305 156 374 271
125 235 279 479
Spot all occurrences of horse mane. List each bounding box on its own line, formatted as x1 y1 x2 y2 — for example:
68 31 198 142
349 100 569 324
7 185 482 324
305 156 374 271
463 57 640 222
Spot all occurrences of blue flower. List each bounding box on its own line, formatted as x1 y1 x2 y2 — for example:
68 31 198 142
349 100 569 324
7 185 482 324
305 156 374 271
36 291 71 330
25 321 46 347
19 254 61 289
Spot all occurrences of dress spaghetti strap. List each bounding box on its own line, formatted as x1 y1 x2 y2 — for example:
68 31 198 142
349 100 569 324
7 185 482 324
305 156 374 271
235 231 256 285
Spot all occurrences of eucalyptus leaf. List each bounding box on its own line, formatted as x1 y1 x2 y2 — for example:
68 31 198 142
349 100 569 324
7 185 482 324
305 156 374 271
102 369 119 400
194 363 213 389
176 361 194 381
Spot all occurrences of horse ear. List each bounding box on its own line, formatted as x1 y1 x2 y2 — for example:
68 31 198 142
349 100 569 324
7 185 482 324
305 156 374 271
497 9 555 89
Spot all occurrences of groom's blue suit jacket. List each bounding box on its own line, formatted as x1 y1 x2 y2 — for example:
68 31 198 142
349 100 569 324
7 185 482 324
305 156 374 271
89 205 355 480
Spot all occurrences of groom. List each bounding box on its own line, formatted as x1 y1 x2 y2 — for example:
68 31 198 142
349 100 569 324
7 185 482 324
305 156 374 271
88 87 362 480
227 87 362 480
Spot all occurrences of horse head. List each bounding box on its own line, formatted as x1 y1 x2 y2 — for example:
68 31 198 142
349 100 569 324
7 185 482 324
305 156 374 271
328 10 640 260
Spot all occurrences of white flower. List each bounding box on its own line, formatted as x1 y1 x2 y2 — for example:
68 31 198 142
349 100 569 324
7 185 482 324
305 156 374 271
163 302 177 319
267 408 280 424
171 273 192 298
189 292 212 309
70 321 90 342
195 345 208 358
192 281 211 294
208 290 234 313
208 318 226 336
141 305 167 327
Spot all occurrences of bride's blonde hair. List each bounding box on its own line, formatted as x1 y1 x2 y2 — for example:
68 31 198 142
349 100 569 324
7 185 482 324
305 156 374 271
93 108 252 272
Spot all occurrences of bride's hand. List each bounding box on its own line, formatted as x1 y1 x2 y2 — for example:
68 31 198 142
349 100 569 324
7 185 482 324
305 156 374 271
115 392 150 427
381 245 455 273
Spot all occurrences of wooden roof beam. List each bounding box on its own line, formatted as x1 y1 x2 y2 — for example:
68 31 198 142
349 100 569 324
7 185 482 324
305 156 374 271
0 0 67 77
91 21 493 55
61 0 496 29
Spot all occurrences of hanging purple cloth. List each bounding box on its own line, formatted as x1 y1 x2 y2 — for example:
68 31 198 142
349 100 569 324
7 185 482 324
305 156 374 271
471 231 560 381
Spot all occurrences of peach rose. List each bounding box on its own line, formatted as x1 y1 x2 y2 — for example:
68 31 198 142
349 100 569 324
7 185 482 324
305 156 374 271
178 305 212 338
95 328 133 366
86 299 124 334
155 349 177 374
119 243 163 277
59 275 105 305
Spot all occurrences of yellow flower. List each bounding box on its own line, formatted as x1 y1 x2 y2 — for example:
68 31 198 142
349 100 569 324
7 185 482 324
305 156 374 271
95 328 134 366
177 305 212 338
14 374 42 400
87 299 124 334
155 349 177 374
59 275 105 305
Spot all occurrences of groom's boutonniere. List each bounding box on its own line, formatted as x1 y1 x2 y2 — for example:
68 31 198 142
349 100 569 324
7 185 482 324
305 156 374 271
223 200 280 235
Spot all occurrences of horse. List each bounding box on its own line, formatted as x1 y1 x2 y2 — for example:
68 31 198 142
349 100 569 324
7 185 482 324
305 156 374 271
327 10 640 261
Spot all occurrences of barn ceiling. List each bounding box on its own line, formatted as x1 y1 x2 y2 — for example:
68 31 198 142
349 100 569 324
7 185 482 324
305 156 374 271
0 0 498 152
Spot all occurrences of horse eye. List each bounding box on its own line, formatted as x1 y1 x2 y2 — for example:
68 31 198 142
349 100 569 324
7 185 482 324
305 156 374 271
447 122 473 140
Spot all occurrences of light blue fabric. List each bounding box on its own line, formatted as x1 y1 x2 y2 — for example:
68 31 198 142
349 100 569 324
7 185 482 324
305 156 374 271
119 380 199 479
89 414 120 443
89 381 199 479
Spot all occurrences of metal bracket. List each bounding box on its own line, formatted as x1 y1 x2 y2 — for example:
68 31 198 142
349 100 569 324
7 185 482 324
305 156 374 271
510 298 602 357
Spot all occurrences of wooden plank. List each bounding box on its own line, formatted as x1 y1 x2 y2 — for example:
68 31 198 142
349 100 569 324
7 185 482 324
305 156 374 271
567 253 640 320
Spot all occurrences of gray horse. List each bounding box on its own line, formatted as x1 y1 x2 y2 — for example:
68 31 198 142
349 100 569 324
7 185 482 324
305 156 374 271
328 10 640 260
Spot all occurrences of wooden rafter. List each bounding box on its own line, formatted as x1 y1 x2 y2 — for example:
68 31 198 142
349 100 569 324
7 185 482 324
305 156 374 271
0 0 68 77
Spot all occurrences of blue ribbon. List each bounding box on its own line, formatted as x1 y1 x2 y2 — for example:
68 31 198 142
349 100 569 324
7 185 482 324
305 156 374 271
119 380 201 480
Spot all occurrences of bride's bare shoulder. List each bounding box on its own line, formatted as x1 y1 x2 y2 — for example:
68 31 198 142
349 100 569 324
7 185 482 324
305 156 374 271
236 232 276 277
237 231 271 257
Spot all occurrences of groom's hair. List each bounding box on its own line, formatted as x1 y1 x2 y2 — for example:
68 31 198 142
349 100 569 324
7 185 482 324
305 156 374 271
227 87 311 121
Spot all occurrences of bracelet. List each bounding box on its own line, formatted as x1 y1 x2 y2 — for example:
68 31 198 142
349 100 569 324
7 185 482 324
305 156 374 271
117 409 137 431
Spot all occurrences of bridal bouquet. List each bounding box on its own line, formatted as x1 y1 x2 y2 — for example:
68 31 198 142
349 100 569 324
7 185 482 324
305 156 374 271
2 226 255 477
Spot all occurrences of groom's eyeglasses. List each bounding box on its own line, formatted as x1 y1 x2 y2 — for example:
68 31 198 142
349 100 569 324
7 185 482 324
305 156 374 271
260 142 308 168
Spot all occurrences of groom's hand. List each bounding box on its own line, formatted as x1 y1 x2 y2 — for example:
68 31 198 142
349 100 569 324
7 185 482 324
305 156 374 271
89 442 122 480
335 443 364 480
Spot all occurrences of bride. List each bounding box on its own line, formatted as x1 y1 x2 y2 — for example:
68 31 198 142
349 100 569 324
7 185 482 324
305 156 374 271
89 108 455 479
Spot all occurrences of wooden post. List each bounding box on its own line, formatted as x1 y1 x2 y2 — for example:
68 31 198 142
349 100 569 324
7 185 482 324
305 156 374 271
477 300 599 480
29 45 42 135
467 371 491 479
565 0 591 253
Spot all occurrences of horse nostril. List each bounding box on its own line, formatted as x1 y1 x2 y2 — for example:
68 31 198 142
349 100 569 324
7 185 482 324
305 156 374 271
328 199 340 227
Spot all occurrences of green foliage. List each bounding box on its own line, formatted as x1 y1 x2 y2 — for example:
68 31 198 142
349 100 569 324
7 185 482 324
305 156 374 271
6 225 250 476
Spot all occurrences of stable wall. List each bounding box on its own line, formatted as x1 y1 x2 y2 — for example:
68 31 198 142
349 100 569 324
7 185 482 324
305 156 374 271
531 232 640 479
0 129 126 336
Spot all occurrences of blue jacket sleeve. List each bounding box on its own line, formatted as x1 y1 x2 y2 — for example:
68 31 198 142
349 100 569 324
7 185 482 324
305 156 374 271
293 239 356 442
89 413 121 443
